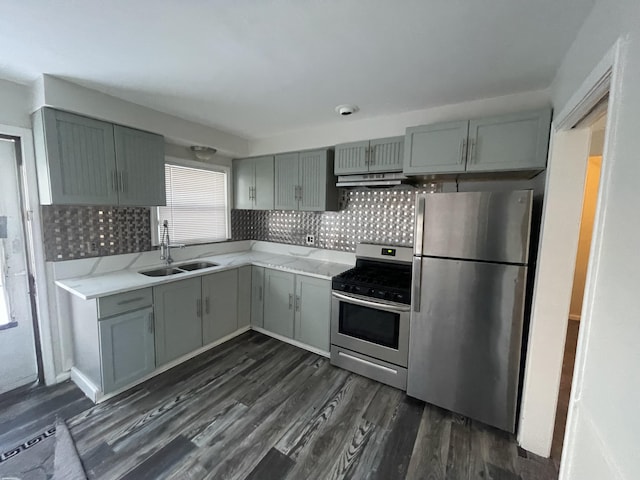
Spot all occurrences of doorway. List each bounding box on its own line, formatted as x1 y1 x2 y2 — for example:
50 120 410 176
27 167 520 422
550 111 606 460
0 136 39 394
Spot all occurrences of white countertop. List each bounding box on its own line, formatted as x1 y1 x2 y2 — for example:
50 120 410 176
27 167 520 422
55 249 353 300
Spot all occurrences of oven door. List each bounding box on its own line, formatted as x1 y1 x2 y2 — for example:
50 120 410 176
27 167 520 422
331 291 410 367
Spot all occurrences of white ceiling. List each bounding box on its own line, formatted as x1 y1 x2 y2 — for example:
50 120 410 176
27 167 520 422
0 0 594 140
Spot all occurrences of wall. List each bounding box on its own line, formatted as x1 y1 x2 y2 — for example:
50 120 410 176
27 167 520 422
539 0 640 478
0 78 31 128
34 75 250 157
569 156 602 320
249 89 550 156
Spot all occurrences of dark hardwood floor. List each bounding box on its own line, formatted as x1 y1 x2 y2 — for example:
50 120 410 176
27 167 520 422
0 331 559 479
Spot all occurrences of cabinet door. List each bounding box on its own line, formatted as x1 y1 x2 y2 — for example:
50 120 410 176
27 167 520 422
274 152 300 210
299 149 328 211
466 109 552 173
99 307 155 393
334 141 369 175
263 269 295 338
41 108 118 205
237 266 251 329
233 158 255 209
202 269 239 344
114 125 166 206
369 136 404 172
403 121 469 175
253 156 275 210
251 267 265 328
294 276 331 352
153 277 202 366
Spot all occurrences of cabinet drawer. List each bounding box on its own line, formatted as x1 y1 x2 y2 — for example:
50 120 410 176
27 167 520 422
98 288 153 319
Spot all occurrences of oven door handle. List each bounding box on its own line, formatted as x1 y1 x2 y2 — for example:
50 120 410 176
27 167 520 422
331 291 411 313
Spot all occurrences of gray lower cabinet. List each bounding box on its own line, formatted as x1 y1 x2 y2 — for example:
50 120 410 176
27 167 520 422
238 266 251 329
294 276 330 352
233 156 275 210
251 266 265 328
335 136 404 175
99 306 156 394
202 269 239 344
403 109 551 176
33 107 166 206
154 277 203 366
263 269 296 338
274 149 338 211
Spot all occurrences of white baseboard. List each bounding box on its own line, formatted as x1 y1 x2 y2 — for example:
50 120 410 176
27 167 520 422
70 367 100 402
251 326 329 358
55 371 71 383
569 314 581 321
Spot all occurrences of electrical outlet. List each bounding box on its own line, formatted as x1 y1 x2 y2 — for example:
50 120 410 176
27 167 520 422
306 234 315 245
86 241 98 254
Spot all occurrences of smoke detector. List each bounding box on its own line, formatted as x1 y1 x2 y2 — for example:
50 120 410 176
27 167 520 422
335 104 359 116
190 146 217 161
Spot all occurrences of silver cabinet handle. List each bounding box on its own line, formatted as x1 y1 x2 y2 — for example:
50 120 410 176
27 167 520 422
117 296 144 305
148 311 154 334
298 185 302 202
468 138 476 164
205 297 210 315
295 295 301 312
288 293 293 310
412 257 422 313
460 138 467 164
197 298 202 317
111 170 118 192
258 286 263 302
414 195 425 256
364 146 370 166
369 145 376 166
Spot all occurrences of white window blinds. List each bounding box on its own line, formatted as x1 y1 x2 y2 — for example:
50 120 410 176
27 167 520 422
158 164 229 244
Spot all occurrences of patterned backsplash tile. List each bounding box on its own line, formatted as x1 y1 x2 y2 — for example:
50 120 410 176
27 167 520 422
42 205 152 261
231 186 431 251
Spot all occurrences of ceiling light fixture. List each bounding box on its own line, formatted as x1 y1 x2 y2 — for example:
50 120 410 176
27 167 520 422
190 146 217 161
335 104 359 116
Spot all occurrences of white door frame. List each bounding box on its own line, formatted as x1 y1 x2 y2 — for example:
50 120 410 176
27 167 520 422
517 39 624 458
0 122 56 386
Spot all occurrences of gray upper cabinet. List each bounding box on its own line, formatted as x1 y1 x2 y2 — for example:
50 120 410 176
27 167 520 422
251 267 265 328
274 149 337 211
202 269 239 345
33 107 166 206
403 109 552 176
335 136 404 175
466 109 552 173
263 269 295 338
99 306 156 394
113 125 166 206
294 276 330 352
35 108 118 205
404 121 469 175
153 277 203 366
233 156 275 210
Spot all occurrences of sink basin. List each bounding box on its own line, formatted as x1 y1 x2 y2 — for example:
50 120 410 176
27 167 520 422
177 261 218 271
140 267 185 277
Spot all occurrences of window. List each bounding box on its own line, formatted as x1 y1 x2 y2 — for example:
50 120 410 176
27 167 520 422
156 162 230 245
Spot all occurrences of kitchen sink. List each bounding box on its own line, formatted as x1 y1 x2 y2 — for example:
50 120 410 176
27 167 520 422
140 267 185 277
177 261 218 271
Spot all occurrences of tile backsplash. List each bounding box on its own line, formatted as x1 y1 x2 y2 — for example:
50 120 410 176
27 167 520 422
42 205 152 261
232 186 427 252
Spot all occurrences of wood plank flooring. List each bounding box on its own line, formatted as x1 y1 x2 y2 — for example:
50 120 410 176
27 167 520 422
0 331 559 479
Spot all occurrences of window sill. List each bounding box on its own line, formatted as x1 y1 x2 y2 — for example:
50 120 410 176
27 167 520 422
0 321 18 331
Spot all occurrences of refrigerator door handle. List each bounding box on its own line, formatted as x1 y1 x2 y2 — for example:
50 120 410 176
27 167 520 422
412 257 422 313
414 195 425 256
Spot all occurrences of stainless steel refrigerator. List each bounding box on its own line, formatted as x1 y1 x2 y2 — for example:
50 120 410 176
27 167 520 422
407 190 532 433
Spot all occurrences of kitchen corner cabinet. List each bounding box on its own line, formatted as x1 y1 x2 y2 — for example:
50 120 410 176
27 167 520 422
274 149 338 211
403 108 552 176
153 277 203 366
202 269 239 344
99 307 156 393
262 268 331 353
32 107 166 206
335 136 404 175
237 266 252 329
251 266 265 328
233 156 274 210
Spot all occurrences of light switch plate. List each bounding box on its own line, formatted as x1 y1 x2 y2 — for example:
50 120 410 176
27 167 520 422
0 216 6 239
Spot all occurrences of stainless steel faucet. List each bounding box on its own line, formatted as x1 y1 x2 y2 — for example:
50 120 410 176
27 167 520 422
160 220 185 265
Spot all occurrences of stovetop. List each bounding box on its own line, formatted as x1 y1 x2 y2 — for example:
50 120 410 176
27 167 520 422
332 260 412 305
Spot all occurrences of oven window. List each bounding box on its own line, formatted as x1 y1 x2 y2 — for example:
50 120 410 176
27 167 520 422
339 302 400 349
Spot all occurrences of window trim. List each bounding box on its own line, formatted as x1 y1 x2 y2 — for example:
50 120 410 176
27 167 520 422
151 156 232 246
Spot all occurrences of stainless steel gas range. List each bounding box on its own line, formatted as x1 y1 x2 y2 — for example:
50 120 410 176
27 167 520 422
330 243 412 390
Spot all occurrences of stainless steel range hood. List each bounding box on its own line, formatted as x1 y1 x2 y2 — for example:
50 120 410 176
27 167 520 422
336 172 410 187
